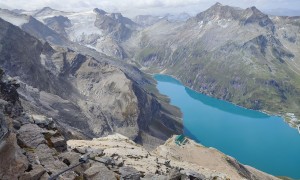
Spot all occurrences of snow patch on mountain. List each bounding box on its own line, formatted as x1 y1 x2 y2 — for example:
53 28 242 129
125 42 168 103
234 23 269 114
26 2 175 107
27 9 102 43
0 9 29 26
64 10 102 42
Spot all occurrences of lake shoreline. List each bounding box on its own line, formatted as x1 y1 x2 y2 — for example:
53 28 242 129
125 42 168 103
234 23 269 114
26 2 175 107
150 72 299 130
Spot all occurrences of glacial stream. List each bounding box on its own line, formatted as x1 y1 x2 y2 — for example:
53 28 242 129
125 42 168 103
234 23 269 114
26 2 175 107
154 74 300 179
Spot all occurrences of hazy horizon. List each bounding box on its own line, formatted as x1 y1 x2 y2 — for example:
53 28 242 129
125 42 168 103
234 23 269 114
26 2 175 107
1 0 300 17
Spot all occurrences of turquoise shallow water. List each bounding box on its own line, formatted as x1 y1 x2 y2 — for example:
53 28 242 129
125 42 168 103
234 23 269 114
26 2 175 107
154 74 300 179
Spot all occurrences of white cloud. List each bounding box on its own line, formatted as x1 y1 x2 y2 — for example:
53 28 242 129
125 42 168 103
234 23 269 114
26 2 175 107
1 0 299 17
0 3 11 9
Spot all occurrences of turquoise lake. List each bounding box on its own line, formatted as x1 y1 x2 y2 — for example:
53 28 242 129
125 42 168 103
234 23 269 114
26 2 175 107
154 74 300 179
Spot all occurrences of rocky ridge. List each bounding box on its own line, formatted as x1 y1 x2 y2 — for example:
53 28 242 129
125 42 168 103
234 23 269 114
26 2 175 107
67 133 279 180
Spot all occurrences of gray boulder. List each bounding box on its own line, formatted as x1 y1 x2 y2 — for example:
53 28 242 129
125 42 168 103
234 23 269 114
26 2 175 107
50 136 66 152
58 152 90 173
19 165 46 180
119 166 141 180
31 114 55 129
58 151 81 165
180 169 206 179
95 156 115 166
142 174 168 180
84 164 117 180
167 169 181 180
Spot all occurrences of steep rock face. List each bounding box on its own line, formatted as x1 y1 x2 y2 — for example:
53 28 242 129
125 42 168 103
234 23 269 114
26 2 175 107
93 8 137 42
0 19 68 96
124 3 300 126
44 15 72 37
130 81 182 143
242 34 294 62
91 8 138 59
0 18 182 145
22 16 68 45
241 7 275 32
45 46 182 140
56 51 140 138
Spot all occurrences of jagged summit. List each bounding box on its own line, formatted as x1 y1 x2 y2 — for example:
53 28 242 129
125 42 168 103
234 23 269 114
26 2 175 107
242 6 275 32
245 6 267 16
195 3 243 21
193 3 274 31
34 6 62 17
93 8 106 15
35 6 55 14
195 3 271 22
40 6 54 11
214 2 223 7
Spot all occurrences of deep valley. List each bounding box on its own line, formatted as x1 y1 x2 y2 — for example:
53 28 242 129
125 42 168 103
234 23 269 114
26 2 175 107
0 2 299 179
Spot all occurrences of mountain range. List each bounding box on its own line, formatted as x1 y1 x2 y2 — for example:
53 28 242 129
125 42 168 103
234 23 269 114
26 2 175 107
124 3 300 126
0 2 299 179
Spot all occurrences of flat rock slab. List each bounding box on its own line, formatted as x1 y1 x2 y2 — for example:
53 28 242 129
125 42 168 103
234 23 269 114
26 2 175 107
18 124 46 148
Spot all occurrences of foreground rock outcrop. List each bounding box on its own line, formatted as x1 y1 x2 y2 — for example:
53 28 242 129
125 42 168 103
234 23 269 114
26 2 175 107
67 134 279 180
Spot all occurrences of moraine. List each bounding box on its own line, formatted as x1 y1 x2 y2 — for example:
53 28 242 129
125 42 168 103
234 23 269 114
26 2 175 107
154 74 300 179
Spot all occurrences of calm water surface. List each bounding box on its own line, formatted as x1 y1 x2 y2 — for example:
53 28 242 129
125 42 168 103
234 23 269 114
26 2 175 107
154 74 300 179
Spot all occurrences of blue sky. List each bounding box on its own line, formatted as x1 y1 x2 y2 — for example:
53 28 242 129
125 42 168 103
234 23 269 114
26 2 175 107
1 0 300 17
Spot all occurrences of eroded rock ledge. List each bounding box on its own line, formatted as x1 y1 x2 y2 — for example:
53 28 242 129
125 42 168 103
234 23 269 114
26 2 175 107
67 134 279 180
